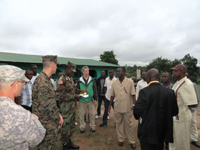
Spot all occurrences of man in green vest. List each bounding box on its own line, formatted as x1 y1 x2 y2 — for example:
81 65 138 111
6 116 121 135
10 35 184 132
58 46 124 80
77 66 98 133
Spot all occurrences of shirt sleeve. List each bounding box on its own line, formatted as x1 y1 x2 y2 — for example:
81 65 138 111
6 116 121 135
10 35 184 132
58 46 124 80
57 77 75 101
93 79 98 100
110 82 115 97
134 89 147 119
135 83 140 100
104 78 107 87
130 80 136 96
37 84 60 122
180 82 197 106
193 83 199 103
25 113 46 148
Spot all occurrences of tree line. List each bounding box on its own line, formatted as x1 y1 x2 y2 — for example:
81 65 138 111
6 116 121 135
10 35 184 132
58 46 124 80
100 51 199 82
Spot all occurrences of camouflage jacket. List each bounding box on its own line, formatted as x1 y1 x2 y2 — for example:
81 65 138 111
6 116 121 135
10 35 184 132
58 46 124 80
32 71 60 123
56 75 79 105
0 97 46 150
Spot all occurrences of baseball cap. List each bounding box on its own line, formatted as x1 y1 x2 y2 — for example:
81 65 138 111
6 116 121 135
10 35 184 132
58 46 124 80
0 65 29 82
171 64 187 72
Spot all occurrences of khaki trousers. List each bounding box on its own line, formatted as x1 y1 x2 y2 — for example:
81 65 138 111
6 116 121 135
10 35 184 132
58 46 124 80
190 110 198 141
79 101 95 130
169 119 191 150
114 111 135 144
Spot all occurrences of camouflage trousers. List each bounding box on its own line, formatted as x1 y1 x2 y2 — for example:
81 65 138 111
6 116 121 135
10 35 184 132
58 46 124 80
38 122 58 150
61 112 76 144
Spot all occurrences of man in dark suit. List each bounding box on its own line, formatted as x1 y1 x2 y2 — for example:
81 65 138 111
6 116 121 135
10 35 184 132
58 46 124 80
134 68 178 150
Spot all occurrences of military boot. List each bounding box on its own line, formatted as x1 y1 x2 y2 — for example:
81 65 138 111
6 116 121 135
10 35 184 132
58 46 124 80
65 139 79 149
63 143 70 150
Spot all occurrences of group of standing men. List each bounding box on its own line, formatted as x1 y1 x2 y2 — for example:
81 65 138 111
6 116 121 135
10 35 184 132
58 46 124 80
1 53 200 150
134 64 200 150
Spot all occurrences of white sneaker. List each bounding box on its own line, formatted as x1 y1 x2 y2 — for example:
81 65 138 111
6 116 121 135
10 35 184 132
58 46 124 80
95 115 100 119
107 116 109 120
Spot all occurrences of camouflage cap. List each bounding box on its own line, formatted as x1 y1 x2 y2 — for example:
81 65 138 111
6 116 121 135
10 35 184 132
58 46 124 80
42 55 59 64
0 65 29 82
67 61 76 72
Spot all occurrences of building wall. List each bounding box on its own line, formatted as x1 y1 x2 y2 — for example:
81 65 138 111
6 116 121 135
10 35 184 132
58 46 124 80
1 62 117 80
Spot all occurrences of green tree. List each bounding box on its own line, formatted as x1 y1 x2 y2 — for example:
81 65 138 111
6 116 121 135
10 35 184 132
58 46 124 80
181 54 198 82
146 57 172 74
100 50 118 65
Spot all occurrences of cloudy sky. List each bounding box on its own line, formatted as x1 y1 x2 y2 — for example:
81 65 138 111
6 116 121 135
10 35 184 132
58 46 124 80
0 0 200 66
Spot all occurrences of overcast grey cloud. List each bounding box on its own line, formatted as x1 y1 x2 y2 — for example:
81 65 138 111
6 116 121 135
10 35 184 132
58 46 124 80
0 0 200 66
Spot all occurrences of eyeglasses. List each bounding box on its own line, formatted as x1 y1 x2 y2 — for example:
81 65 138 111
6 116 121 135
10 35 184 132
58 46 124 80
10 80 24 87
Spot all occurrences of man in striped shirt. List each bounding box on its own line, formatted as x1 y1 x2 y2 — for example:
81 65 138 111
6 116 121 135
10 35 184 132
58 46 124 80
21 69 33 112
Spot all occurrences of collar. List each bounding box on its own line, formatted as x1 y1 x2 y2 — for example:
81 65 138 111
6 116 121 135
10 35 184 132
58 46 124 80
117 77 127 84
177 76 187 82
147 81 159 86
41 71 50 80
108 76 116 81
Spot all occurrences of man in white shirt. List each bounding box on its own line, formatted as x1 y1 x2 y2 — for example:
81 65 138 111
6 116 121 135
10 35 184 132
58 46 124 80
136 72 147 100
99 69 117 127
30 64 39 84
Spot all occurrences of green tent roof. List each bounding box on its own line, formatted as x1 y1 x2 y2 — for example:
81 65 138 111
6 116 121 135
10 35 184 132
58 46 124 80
0 52 119 67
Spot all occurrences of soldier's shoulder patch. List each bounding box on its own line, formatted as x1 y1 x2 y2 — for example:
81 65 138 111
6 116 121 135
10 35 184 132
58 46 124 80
32 113 39 120
58 80 63 84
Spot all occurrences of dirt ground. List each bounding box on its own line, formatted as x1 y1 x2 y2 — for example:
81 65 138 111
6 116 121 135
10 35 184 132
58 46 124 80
30 104 200 150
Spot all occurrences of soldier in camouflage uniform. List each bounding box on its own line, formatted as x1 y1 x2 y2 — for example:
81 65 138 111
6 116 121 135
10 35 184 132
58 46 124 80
57 61 80 150
0 65 46 149
32 55 64 150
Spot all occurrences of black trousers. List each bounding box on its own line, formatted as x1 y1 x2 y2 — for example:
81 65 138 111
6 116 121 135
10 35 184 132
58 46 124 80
140 140 164 150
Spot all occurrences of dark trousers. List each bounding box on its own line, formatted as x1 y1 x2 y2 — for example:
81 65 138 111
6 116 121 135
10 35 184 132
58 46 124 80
56 100 60 109
21 105 32 113
97 96 105 116
140 140 164 150
103 98 114 125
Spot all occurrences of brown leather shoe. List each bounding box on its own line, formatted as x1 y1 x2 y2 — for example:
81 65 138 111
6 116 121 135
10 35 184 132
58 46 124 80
130 143 136 149
118 141 123 147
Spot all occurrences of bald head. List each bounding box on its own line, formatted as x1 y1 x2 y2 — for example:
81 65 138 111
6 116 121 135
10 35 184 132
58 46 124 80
146 68 159 83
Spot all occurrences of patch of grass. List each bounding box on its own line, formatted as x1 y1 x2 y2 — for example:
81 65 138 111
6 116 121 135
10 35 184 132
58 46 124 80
82 132 94 138
72 138 80 142
104 137 113 145
93 139 99 144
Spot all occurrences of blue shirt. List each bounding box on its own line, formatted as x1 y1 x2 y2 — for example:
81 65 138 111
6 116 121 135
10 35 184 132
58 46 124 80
21 81 32 107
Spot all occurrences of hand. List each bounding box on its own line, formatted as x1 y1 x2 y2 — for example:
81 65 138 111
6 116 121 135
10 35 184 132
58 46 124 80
131 106 134 111
94 100 97 104
108 105 111 114
77 101 80 106
75 94 80 99
58 114 64 127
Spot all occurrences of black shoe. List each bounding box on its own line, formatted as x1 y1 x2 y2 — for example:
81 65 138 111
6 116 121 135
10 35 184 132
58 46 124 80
165 142 169 150
90 129 96 133
99 123 107 127
64 139 79 149
118 141 123 147
63 144 70 150
80 130 85 133
130 143 136 149
191 141 200 147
